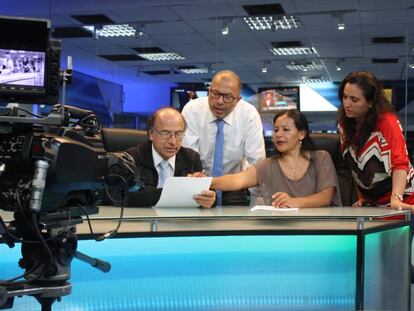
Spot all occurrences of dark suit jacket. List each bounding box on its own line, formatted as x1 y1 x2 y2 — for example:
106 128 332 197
125 141 203 207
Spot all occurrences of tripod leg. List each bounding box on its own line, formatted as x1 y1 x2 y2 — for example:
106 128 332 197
37 297 56 311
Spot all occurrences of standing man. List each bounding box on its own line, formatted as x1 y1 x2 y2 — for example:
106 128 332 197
125 107 215 208
182 70 266 205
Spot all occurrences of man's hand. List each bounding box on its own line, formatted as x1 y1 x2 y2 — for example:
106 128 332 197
187 171 207 177
194 190 216 208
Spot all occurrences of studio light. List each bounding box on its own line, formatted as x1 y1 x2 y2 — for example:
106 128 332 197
220 23 229 36
337 15 345 31
336 61 342 71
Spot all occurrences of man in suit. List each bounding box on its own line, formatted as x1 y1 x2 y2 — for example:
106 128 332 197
126 107 215 208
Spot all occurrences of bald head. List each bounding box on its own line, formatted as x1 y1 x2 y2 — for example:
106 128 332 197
211 70 242 92
147 107 186 132
148 107 186 160
208 70 242 119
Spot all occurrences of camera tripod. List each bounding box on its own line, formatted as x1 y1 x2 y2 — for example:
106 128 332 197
0 208 110 311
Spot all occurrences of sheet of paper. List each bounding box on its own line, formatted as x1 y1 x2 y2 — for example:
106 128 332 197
155 177 212 208
250 205 299 212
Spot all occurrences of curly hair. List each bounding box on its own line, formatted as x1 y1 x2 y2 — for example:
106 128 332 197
337 71 394 151
272 109 315 158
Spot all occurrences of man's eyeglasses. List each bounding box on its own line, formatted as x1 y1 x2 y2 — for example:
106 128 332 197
153 129 185 140
209 89 237 104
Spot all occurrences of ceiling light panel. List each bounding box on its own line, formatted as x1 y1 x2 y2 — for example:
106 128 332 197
138 53 185 61
97 24 136 37
286 61 323 71
84 24 136 37
303 76 332 84
180 68 209 74
243 16 300 31
270 47 318 56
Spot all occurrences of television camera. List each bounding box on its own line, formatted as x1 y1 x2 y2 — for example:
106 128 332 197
0 16 140 310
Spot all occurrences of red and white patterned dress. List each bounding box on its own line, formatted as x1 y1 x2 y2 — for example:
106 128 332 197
339 112 414 205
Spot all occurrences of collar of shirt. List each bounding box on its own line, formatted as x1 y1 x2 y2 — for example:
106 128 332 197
207 103 237 126
151 144 176 171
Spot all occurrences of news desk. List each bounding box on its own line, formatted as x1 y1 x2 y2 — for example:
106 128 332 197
1 207 411 311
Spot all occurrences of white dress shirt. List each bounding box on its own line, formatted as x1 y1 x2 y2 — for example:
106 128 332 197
181 96 266 176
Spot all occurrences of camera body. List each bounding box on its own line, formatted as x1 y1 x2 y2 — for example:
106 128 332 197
0 15 143 310
0 121 107 214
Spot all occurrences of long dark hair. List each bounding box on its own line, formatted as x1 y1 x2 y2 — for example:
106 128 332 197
272 109 314 158
338 71 394 151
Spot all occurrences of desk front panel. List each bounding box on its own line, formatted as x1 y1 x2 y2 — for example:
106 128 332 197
2 230 404 311
0 207 409 310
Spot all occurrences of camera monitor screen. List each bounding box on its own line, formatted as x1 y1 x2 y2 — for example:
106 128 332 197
0 16 52 104
0 49 45 86
257 86 300 113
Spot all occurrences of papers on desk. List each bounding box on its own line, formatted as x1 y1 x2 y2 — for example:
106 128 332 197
155 177 212 208
251 206 299 212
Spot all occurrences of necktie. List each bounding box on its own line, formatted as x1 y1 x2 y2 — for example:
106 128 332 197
157 160 170 188
212 119 224 205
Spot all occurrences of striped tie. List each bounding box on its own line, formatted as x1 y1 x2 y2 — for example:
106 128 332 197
212 119 224 206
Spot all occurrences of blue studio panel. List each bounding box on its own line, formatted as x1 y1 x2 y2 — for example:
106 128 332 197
1 235 357 311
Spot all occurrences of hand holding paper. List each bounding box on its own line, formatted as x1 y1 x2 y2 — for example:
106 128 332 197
155 177 212 208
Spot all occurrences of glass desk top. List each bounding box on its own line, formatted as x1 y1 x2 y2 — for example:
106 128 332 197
1 206 410 236
84 206 411 235
93 206 410 220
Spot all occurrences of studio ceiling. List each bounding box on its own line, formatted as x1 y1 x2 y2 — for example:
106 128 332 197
3 0 414 89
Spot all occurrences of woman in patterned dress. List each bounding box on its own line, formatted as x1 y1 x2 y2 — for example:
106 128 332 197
338 71 414 210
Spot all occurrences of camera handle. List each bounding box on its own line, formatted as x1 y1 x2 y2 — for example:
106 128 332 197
74 250 111 273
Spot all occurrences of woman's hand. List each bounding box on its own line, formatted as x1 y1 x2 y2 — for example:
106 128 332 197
194 190 216 208
272 192 299 208
390 197 414 210
352 198 367 207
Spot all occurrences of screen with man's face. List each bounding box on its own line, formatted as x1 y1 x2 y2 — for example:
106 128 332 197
258 87 299 113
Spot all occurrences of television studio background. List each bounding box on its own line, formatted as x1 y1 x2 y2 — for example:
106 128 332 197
0 1 414 310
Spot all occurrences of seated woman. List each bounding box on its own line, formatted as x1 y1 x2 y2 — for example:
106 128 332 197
338 71 414 209
211 110 341 208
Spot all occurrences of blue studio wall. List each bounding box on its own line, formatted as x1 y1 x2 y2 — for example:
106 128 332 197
123 81 177 114
62 71 122 126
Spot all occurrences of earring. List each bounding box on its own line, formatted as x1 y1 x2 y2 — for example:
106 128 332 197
299 140 303 147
